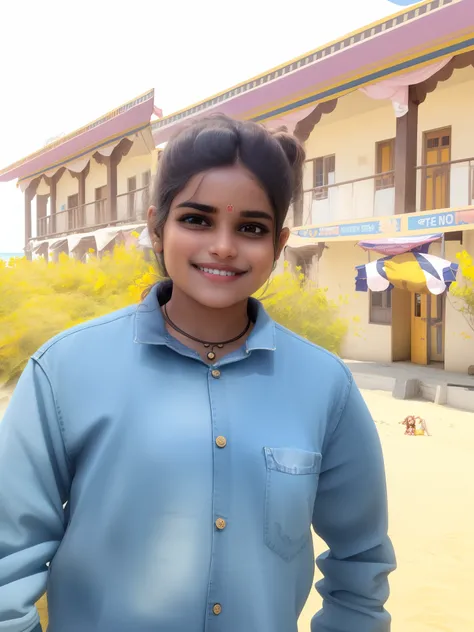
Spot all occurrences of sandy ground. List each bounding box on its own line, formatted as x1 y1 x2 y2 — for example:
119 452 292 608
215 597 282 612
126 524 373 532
299 390 474 632
1 385 473 631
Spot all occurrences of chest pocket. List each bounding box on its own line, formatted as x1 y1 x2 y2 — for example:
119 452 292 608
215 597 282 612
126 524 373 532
264 447 322 562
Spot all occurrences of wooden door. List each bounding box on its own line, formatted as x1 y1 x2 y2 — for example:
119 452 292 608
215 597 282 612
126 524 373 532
429 293 445 363
423 128 451 211
411 292 428 365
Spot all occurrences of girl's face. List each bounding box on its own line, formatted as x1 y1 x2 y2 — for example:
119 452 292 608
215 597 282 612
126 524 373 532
149 163 289 309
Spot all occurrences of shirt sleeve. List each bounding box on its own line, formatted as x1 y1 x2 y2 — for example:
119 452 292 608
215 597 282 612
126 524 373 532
0 359 72 632
311 377 396 632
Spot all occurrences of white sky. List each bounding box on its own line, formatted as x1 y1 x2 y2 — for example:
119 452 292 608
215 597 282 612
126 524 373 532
0 0 400 252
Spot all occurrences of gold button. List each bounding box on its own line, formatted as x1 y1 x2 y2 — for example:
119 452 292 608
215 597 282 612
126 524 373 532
212 603 222 616
215 436 227 448
211 369 221 379
215 518 226 530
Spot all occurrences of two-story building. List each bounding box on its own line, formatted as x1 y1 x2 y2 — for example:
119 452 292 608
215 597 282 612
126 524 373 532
0 90 160 261
148 0 474 374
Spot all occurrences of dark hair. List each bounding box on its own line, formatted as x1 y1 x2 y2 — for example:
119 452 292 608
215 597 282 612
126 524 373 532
149 114 305 274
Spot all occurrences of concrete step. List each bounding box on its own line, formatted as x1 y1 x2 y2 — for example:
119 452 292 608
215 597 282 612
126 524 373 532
351 366 474 412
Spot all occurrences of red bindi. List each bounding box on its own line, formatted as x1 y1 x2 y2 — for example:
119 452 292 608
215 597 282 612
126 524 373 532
226 204 234 212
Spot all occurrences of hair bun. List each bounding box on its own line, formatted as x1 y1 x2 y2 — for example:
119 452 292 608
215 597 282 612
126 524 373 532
269 127 305 196
271 128 304 166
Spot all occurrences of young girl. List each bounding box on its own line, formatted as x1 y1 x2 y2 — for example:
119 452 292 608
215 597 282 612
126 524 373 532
0 115 395 632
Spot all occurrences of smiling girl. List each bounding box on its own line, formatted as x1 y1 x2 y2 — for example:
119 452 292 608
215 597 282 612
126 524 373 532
0 115 395 632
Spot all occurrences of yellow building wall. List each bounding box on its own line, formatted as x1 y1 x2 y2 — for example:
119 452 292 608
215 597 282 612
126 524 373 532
55 170 78 233
117 154 153 195
82 160 107 227
116 154 153 222
305 97 395 185
314 242 392 362
84 159 107 203
56 169 77 212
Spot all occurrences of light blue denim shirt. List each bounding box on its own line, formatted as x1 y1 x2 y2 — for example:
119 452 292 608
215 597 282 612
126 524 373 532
0 282 395 632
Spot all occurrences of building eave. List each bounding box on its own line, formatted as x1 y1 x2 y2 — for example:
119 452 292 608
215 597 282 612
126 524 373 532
152 0 471 144
0 89 155 184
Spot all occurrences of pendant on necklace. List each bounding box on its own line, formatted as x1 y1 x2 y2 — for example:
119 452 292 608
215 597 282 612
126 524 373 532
206 343 224 361
204 344 215 360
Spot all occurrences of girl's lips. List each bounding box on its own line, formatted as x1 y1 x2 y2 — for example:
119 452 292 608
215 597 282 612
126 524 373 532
192 263 247 274
192 264 248 282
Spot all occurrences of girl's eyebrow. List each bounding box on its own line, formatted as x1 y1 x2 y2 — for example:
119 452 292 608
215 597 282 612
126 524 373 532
177 201 273 222
176 201 216 213
240 210 273 221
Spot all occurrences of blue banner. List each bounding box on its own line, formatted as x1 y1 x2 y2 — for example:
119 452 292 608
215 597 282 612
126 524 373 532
387 1 419 5
407 211 461 232
296 217 402 239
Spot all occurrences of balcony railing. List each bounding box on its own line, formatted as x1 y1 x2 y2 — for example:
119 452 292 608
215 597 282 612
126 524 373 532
414 156 474 211
35 186 149 239
302 171 395 225
301 157 474 226
116 186 150 223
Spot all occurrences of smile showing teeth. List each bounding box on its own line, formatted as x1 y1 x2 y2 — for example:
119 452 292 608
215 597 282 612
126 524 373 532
197 266 238 277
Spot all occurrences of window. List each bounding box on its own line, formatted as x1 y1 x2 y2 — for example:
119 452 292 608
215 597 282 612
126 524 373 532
311 155 335 200
375 139 395 190
426 135 450 149
369 290 392 325
422 127 451 210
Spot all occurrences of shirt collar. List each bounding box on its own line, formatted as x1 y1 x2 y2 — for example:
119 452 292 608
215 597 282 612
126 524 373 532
134 281 276 352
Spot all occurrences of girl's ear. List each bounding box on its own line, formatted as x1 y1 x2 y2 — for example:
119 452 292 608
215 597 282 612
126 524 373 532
147 206 163 253
275 227 290 260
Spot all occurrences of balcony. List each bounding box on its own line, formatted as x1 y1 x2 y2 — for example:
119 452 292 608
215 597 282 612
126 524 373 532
35 186 150 240
301 157 474 226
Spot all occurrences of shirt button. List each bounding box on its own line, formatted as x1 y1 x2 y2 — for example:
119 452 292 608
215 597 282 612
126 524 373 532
215 518 226 530
211 369 221 379
212 603 222 616
215 435 227 448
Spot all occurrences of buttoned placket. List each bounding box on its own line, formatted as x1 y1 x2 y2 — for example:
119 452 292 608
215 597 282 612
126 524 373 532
153 344 248 628
203 352 250 630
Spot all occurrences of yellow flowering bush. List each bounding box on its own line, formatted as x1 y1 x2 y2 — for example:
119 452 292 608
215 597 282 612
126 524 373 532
450 250 474 332
256 265 348 353
0 249 347 384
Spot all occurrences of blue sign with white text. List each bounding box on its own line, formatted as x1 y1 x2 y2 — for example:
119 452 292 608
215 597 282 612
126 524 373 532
407 212 458 231
296 217 402 239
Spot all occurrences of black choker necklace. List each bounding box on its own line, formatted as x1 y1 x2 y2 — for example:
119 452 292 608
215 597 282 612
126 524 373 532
162 304 251 361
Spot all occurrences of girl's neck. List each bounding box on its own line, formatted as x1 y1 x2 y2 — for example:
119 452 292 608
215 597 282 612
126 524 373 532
163 284 250 343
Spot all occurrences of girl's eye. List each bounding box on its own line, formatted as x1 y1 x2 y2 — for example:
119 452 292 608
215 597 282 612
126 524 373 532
239 224 269 235
180 215 210 227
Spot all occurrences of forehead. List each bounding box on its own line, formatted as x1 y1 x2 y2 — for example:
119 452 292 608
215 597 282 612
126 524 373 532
172 164 272 210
